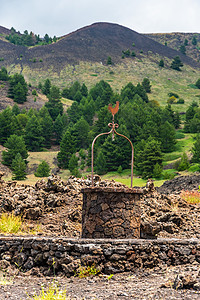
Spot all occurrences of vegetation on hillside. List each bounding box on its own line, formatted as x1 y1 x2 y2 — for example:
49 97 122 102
5 27 57 47
0 67 195 182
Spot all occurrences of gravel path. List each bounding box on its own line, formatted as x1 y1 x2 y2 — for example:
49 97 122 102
1 265 200 299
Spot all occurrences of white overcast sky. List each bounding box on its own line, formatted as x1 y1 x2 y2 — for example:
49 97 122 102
0 0 200 37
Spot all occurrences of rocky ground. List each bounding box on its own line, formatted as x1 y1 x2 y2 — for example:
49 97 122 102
0 173 200 299
1 264 200 299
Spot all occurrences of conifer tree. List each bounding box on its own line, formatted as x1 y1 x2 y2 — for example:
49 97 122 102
24 115 44 151
2 134 28 167
35 161 51 177
57 130 75 168
12 153 27 180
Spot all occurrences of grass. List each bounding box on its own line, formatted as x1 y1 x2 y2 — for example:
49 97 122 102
180 190 200 204
0 272 13 286
102 170 165 187
0 213 22 234
0 212 41 235
7 57 200 111
29 282 68 300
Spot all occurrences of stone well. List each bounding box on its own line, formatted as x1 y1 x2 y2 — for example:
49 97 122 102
81 187 143 239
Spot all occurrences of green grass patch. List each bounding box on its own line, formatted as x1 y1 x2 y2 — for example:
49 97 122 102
29 282 68 300
188 163 200 173
0 213 22 234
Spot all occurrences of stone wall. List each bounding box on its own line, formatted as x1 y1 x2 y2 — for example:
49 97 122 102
81 187 142 238
0 237 199 276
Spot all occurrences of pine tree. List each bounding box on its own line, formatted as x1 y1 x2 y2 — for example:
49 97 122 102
42 78 51 95
68 153 78 173
160 121 176 153
45 85 63 120
95 150 107 175
135 138 163 179
54 114 64 144
2 134 28 167
170 56 183 71
34 161 51 177
24 115 44 151
57 130 75 168
12 153 27 180
192 134 200 163
142 78 151 93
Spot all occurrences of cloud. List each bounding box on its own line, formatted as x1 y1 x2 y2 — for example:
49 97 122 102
0 0 200 36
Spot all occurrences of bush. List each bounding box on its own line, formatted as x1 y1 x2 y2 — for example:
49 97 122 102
35 161 51 177
176 98 184 104
32 89 37 96
162 169 176 180
188 163 200 173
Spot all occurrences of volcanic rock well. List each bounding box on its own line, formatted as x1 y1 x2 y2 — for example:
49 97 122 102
81 187 143 238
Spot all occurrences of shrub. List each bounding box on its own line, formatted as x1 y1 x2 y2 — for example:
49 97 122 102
34 161 51 177
32 89 37 96
117 165 123 174
188 164 200 173
0 213 22 233
176 98 184 104
162 169 176 180
75 264 100 278
30 282 67 300
180 190 200 204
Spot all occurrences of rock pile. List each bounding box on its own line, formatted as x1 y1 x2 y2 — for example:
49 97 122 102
158 174 200 194
0 173 200 239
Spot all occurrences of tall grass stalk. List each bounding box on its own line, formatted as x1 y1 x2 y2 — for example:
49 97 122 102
0 213 22 233
180 190 200 204
29 282 68 300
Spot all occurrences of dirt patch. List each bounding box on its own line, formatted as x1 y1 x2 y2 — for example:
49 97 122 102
0 264 200 299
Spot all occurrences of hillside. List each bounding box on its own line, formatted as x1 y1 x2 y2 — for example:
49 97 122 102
145 32 200 62
0 22 200 109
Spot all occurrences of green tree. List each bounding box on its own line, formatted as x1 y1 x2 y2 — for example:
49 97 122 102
195 78 200 89
2 134 28 167
107 56 112 65
192 134 200 163
34 161 51 177
54 114 64 144
160 121 176 153
142 78 151 93
57 130 75 169
192 36 197 45
135 138 163 179
0 107 14 144
68 153 78 173
170 56 183 71
45 85 63 120
8 73 28 102
179 45 186 55
24 115 44 151
42 78 51 95
159 59 164 67
95 150 107 175
0 67 9 81
73 117 90 149
11 153 27 180
39 108 53 148
153 162 163 179
177 152 190 171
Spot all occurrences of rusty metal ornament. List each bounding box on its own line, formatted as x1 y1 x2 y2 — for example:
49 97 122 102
91 101 134 188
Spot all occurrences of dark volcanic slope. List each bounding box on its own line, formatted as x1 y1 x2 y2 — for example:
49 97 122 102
0 22 199 72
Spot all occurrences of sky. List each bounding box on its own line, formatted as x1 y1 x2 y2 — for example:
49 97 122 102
1 0 200 37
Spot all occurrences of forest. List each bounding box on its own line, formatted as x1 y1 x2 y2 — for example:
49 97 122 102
0 65 199 181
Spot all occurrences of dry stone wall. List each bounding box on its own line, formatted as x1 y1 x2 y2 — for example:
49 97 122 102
0 237 199 276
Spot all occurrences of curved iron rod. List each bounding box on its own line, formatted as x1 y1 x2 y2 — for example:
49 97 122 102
91 126 134 188
91 129 112 187
113 128 134 188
